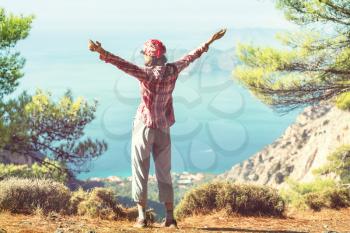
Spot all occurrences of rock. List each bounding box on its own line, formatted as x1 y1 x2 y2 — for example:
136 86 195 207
54 228 65 233
217 104 350 188
274 172 284 184
248 173 259 181
0 228 7 233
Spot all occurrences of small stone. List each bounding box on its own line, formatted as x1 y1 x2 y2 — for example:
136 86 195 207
19 220 32 225
86 230 96 233
54 228 65 233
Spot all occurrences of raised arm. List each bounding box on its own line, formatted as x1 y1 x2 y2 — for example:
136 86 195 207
89 40 148 81
174 29 227 74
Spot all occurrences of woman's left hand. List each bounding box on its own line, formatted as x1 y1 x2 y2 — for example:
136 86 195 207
210 28 227 42
205 29 227 48
88 40 104 53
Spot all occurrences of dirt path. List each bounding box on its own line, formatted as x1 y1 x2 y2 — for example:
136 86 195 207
180 208 350 233
0 208 349 233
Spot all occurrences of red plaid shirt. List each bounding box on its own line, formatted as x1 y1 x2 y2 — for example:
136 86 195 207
99 43 208 128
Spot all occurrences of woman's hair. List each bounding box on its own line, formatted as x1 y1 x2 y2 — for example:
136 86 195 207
144 55 168 67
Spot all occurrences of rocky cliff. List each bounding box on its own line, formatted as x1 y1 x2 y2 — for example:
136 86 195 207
217 104 350 187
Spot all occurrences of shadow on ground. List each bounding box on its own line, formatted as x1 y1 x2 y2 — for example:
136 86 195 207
191 227 307 233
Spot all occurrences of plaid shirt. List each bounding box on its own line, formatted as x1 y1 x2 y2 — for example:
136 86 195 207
99 42 208 128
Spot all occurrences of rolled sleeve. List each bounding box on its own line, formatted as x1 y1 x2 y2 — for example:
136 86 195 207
99 51 148 81
173 42 208 74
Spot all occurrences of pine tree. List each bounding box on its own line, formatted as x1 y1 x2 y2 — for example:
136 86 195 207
0 8 107 174
234 0 350 113
0 8 33 98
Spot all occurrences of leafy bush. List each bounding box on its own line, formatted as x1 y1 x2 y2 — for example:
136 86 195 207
303 192 326 211
281 145 350 211
336 92 350 111
69 187 88 214
280 177 337 209
0 177 71 214
325 188 350 209
280 177 350 211
313 145 350 184
0 159 69 183
175 182 285 219
304 188 350 211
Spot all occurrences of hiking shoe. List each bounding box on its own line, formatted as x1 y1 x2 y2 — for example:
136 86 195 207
160 218 178 228
133 217 147 228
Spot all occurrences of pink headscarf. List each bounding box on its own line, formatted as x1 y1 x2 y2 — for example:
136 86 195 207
142 39 166 58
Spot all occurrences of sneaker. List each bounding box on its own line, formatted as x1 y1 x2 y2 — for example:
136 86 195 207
160 218 178 228
133 217 147 228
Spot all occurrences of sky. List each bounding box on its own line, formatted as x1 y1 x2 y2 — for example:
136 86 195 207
1 0 295 32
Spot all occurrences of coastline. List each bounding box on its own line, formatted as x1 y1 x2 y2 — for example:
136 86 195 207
84 171 216 190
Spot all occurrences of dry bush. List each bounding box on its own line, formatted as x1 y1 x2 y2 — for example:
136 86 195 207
175 181 285 219
0 177 71 214
74 187 124 220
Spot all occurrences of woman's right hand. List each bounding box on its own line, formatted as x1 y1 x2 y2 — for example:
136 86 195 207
88 40 104 53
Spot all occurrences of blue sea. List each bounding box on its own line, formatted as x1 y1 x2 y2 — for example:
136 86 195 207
11 28 299 179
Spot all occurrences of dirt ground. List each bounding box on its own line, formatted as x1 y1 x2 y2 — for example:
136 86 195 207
0 208 349 233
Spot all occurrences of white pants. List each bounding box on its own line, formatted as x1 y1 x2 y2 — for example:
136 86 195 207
131 117 174 203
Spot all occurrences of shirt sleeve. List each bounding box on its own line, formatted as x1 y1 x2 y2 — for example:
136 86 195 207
99 51 148 81
173 42 208 74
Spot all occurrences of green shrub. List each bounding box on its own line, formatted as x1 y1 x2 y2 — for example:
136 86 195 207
0 159 69 183
69 187 89 214
284 177 337 195
0 177 71 214
280 177 337 209
175 181 285 219
304 188 350 211
336 92 350 111
280 177 350 211
322 188 350 209
75 187 124 220
303 192 326 211
313 145 350 184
